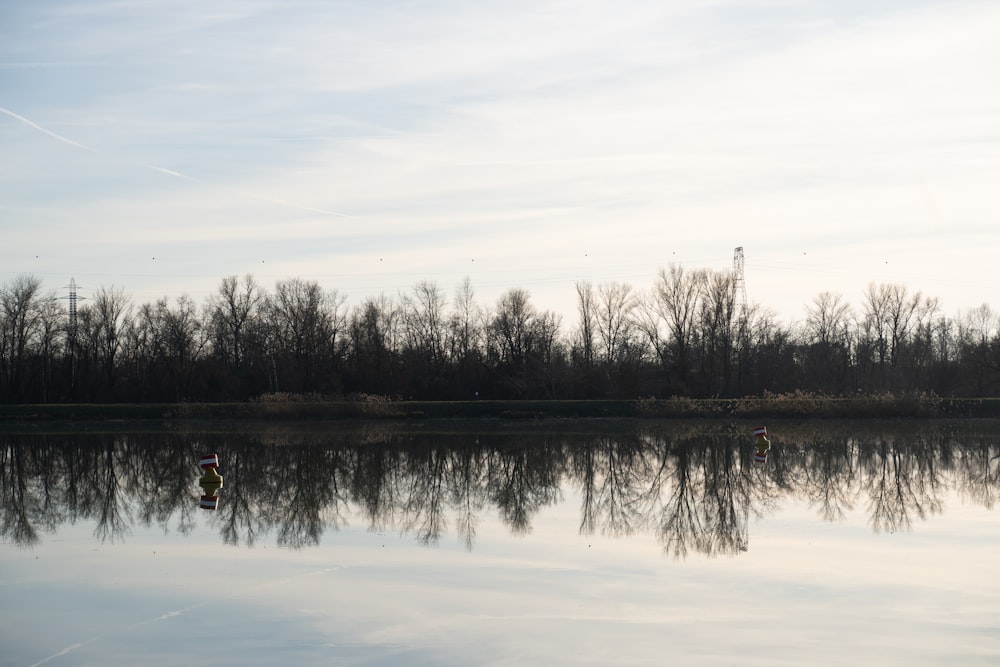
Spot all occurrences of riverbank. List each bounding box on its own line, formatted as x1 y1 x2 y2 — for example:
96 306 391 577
1 393 999 423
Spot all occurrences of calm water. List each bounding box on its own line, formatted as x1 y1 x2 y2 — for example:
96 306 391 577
1 421 998 666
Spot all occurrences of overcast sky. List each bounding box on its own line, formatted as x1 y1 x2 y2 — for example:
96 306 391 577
2 0 997 326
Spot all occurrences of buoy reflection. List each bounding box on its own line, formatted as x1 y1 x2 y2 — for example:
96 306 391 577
198 453 224 510
753 426 770 464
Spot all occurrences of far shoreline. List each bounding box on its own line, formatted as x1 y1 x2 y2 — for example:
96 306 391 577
1 395 999 424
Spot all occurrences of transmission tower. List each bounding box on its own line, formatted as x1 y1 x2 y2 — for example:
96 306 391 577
733 247 747 315
60 278 87 392
62 278 85 342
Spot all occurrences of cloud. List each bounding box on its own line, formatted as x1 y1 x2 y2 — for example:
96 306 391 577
2 0 998 320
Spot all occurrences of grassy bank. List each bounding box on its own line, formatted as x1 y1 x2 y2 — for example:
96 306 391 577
1 393 1000 423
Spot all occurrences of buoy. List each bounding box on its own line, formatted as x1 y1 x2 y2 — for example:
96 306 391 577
753 426 770 463
198 453 223 509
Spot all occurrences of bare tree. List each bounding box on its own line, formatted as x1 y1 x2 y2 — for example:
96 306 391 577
805 292 853 347
861 283 892 374
596 281 637 366
210 274 264 368
486 289 566 397
92 285 132 397
802 292 855 393
266 278 347 393
144 295 208 400
635 265 706 394
400 280 448 395
696 270 738 396
737 302 795 395
490 288 535 367
860 283 939 390
448 277 482 362
0 275 46 401
35 296 65 401
349 294 401 395
573 280 597 370
444 277 485 397
592 281 643 396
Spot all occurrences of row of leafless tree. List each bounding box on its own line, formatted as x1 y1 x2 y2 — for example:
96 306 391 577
1 266 998 402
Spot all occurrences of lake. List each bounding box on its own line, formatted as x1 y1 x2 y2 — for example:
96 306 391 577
1 420 998 666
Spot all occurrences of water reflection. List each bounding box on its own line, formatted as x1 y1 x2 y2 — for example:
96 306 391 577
1 423 997 556
753 425 770 463
198 452 224 510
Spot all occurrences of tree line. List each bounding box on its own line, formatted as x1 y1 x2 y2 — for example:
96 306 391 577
1 267 998 403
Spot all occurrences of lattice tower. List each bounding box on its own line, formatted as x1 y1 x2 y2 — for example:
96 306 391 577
63 278 83 341
733 247 747 315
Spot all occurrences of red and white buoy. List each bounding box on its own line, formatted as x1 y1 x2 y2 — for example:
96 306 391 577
198 453 223 509
753 426 771 464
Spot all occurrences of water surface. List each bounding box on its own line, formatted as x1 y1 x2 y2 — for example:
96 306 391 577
2 421 997 666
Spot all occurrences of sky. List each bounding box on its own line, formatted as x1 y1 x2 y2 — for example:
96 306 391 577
2 0 998 327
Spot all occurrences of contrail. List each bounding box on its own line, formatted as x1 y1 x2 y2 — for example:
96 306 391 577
28 635 105 666
248 193 358 218
26 604 204 667
26 563 348 666
146 165 186 179
0 106 95 151
0 106 357 219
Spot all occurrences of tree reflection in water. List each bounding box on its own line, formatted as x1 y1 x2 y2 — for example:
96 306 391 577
1 423 997 555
